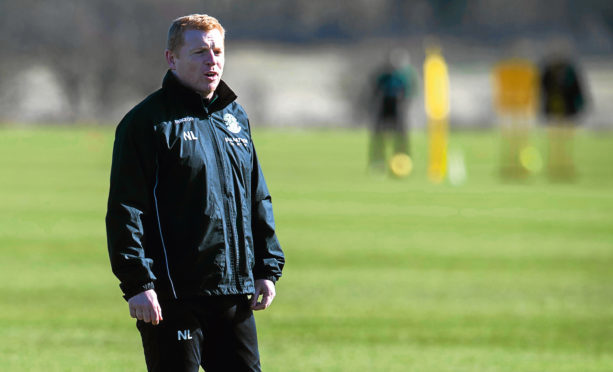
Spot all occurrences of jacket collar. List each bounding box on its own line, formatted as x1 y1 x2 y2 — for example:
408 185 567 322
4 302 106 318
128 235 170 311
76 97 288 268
161 70 238 114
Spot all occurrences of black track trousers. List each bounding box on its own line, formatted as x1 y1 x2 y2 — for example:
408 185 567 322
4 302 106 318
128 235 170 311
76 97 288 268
137 295 261 372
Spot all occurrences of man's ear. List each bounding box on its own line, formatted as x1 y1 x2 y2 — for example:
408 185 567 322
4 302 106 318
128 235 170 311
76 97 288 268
165 49 177 70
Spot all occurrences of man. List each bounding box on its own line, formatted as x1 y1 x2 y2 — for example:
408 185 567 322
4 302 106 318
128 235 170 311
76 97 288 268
106 14 285 372
368 47 417 175
540 51 587 180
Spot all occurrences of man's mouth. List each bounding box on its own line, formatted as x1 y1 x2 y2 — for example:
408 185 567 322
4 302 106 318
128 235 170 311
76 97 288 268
205 72 217 78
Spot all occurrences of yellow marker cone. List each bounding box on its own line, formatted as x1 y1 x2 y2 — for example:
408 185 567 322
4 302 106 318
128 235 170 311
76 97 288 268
519 146 543 174
389 153 413 178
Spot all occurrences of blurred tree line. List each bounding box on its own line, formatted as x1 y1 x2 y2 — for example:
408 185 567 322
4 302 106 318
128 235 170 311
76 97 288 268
0 0 611 123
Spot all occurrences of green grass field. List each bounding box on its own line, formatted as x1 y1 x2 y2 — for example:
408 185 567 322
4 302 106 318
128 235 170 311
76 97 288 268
0 126 612 371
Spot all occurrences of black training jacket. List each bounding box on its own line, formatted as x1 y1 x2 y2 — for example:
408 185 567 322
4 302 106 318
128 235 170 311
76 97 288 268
106 71 285 301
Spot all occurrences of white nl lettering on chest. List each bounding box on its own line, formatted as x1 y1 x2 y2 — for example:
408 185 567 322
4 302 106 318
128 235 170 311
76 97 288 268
183 131 198 141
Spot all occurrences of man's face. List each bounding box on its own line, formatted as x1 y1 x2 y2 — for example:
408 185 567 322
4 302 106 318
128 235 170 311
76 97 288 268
166 28 225 99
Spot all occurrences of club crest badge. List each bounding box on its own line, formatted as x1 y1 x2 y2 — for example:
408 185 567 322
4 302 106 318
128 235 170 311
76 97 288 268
223 114 241 134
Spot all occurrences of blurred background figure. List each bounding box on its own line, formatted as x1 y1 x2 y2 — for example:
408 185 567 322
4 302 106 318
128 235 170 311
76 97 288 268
492 56 540 179
423 41 450 184
540 45 588 181
368 47 417 177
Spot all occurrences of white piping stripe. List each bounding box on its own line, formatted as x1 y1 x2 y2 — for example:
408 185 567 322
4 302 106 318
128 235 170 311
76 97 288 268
153 157 178 299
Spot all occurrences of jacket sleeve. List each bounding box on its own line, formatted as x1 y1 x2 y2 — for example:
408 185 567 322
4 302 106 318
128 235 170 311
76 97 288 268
106 111 157 300
251 145 285 283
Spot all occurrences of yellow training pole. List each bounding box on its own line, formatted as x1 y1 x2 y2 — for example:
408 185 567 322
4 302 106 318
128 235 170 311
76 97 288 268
424 46 450 184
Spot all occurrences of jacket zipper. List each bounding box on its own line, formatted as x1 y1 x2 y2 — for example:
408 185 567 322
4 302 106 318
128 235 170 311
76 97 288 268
203 105 242 292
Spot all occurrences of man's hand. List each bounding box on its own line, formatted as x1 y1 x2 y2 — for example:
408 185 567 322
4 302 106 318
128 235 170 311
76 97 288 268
128 289 163 325
250 279 276 311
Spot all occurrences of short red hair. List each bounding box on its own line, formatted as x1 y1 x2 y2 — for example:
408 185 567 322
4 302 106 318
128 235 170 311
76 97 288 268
166 14 225 52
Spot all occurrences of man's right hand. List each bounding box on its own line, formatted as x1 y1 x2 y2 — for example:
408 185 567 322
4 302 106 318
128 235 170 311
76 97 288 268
128 289 163 325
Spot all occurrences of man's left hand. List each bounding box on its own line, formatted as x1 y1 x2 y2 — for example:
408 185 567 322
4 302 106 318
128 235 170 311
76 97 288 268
250 279 276 311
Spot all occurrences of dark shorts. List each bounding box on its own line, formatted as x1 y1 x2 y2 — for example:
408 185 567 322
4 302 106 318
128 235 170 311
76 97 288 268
137 295 260 372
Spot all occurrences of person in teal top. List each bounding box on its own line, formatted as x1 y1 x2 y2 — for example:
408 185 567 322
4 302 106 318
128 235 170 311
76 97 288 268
369 48 418 173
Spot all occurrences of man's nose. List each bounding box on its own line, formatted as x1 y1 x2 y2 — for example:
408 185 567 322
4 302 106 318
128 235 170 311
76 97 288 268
205 50 216 65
